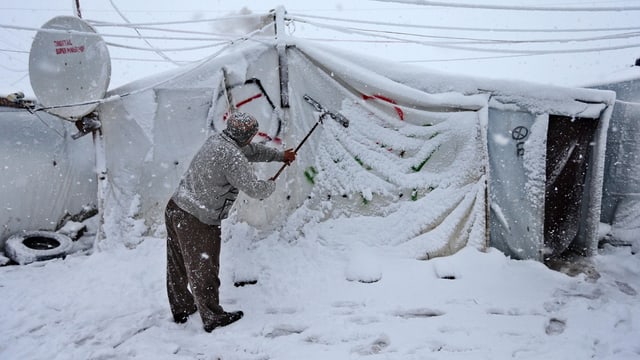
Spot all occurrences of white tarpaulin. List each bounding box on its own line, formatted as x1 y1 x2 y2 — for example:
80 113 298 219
0 109 96 246
590 69 640 245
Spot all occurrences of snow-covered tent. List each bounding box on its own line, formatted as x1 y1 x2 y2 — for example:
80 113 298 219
88 34 613 262
1 12 616 262
589 64 640 245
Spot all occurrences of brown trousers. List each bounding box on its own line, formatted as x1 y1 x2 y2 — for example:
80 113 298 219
165 199 224 326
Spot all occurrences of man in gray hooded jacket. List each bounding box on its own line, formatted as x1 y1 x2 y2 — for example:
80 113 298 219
165 111 295 332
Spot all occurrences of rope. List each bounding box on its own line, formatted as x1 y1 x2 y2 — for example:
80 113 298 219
293 17 640 55
288 13 640 33
311 24 640 46
87 13 266 27
1 8 637 85
616 99 640 106
33 111 66 139
0 23 244 42
104 40 228 52
371 0 640 12
0 48 195 63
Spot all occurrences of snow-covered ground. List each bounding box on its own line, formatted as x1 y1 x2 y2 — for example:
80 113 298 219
1 216 638 360
2 2 640 359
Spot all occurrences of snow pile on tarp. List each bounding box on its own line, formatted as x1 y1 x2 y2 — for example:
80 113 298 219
244 47 489 259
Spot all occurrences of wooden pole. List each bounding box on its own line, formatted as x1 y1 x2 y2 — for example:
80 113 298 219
74 0 82 18
274 6 289 108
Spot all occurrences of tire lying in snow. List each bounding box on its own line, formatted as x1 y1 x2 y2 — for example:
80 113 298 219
4 231 73 265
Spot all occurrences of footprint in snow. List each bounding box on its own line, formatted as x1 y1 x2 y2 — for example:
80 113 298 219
264 324 307 338
545 318 566 335
394 308 444 319
352 334 390 355
615 281 637 296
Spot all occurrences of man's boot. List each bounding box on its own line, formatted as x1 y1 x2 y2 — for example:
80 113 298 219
204 311 244 332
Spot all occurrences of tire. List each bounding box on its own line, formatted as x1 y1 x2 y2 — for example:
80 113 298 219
4 230 73 265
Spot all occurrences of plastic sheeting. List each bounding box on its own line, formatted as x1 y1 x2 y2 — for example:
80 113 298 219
488 109 546 260
593 77 640 243
0 109 96 247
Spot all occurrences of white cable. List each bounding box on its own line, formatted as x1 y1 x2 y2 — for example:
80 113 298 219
111 56 196 63
0 47 197 63
616 99 640 106
297 17 640 55
87 13 267 27
111 0 202 64
33 111 65 138
87 24 241 39
0 48 27 54
371 0 640 11
0 23 234 42
403 54 534 63
332 24 640 46
288 13 640 33
102 19 274 52
105 41 229 52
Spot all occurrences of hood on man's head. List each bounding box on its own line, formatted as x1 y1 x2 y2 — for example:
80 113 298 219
223 111 259 146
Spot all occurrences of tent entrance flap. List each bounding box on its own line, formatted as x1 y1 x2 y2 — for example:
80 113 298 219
487 110 545 261
487 111 603 261
544 115 599 259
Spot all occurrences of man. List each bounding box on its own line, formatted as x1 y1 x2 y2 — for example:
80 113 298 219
165 111 295 332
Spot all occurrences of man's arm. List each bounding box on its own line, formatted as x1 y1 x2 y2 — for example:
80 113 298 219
242 143 295 165
225 151 276 200
242 143 282 162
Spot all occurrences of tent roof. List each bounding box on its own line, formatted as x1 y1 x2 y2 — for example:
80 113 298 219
105 37 615 120
582 64 640 88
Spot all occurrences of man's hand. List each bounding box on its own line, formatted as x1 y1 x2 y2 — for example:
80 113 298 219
283 149 296 165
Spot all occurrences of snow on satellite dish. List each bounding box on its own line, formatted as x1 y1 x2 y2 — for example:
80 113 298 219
29 16 111 119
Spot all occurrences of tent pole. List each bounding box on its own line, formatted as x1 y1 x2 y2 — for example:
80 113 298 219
92 127 108 249
72 0 106 248
73 0 82 18
274 6 289 108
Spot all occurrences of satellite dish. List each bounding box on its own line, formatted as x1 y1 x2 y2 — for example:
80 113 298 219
29 16 111 119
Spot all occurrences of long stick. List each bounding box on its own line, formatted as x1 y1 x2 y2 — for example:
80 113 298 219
270 95 349 181
270 117 323 181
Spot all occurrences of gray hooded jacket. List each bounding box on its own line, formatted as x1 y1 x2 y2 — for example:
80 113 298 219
171 133 283 225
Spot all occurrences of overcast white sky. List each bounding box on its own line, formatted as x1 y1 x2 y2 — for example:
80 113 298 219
1 0 640 97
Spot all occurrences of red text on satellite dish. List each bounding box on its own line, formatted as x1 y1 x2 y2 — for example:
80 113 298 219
53 39 85 55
